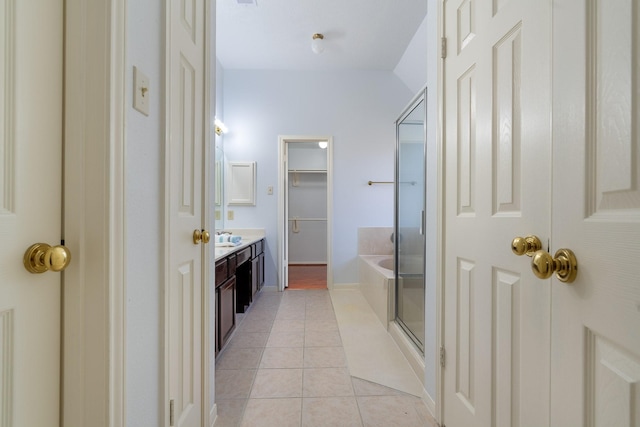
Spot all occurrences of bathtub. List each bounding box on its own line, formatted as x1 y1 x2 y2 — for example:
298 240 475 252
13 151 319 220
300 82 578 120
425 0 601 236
359 255 427 389
358 255 394 328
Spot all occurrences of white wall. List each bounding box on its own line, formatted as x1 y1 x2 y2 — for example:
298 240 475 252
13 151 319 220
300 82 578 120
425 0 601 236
424 0 439 403
125 1 164 425
394 15 429 94
222 70 413 285
393 2 438 403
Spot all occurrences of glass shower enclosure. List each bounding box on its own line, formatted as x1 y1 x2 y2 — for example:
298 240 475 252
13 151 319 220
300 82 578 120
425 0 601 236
394 89 426 353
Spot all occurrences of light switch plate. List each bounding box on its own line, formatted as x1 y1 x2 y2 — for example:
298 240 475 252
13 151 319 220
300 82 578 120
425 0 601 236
133 66 150 116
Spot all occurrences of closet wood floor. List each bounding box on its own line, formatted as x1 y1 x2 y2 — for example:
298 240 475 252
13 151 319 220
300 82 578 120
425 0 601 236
287 264 327 290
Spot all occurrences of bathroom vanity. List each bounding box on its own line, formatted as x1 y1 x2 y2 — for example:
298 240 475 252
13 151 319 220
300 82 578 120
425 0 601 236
214 236 265 355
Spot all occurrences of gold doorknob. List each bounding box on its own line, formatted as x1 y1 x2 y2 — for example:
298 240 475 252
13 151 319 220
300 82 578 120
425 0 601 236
531 249 578 283
511 235 543 257
193 229 211 244
23 243 72 274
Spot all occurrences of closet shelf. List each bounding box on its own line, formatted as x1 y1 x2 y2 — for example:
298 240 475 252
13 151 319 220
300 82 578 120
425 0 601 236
288 169 327 173
288 218 327 221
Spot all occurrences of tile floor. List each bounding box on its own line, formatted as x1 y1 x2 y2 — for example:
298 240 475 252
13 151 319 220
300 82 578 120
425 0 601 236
214 289 437 427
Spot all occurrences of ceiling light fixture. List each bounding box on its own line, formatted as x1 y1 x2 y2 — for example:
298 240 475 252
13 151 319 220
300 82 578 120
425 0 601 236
311 33 325 54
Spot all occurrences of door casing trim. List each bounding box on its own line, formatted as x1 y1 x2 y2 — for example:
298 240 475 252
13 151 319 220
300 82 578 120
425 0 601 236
63 0 126 425
277 135 334 291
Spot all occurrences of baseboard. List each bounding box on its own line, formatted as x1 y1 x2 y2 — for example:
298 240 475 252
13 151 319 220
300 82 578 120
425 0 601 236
209 403 217 427
388 321 426 387
422 389 436 418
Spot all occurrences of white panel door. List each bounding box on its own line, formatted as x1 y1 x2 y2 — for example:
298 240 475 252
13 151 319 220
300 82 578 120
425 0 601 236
0 1 63 425
443 0 552 425
551 0 640 425
167 0 205 426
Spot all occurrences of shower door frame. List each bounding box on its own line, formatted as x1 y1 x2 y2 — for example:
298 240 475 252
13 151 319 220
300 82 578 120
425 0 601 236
394 88 428 353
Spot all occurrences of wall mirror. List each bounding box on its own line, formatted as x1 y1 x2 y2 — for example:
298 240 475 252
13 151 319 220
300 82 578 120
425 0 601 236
214 146 224 230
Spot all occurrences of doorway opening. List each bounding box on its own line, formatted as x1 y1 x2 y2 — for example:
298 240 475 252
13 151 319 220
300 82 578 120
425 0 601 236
278 136 333 291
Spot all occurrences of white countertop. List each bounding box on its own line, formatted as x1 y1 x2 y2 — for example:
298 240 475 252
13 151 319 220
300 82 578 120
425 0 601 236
213 229 265 261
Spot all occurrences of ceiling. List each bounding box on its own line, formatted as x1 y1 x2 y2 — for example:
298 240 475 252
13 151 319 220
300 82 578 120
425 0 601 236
215 0 428 70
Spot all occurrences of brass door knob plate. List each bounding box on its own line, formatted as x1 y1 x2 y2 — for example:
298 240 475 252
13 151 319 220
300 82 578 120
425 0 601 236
193 229 211 244
511 235 543 257
531 248 578 283
24 243 72 274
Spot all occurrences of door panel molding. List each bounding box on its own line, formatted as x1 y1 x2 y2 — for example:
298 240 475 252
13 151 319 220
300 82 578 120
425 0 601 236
0 309 13 427
492 24 522 216
585 0 640 217
0 0 14 215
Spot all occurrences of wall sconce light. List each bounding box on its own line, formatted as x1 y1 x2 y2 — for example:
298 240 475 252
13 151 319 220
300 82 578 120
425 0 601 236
214 118 228 135
311 33 325 54
318 141 328 149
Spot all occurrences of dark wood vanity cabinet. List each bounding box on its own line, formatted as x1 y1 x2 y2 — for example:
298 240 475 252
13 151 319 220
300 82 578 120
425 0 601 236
215 238 265 355
236 239 265 313
218 275 236 350
214 255 236 355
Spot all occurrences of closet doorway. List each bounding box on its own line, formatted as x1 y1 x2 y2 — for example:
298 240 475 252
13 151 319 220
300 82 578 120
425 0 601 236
277 136 333 291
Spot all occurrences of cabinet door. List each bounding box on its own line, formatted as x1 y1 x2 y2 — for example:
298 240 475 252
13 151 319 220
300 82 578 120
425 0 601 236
258 252 265 290
214 287 219 356
219 276 236 350
251 256 259 297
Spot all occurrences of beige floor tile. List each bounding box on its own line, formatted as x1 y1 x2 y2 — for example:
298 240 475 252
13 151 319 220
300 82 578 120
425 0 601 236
250 368 303 398
260 347 304 369
214 399 246 427
305 310 336 322
238 318 273 333
351 377 404 396
240 398 302 427
303 347 347 368
227 331 269 349
244 310 277 323
304 319 338 332
266 330 305 348
357 396 426 427
304 330 342 347
252 295 282 308
276 309 306 321
303 367 354 397
216 347 263 370
301 397 362 427
215 369 256 399
271 319 305 333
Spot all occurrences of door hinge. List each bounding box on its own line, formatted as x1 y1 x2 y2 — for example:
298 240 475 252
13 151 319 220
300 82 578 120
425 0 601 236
169 399 175 427
440 345 446 368
441 37 447 59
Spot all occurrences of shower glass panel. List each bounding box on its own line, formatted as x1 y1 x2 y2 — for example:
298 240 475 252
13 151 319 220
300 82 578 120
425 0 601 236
395 91 426 353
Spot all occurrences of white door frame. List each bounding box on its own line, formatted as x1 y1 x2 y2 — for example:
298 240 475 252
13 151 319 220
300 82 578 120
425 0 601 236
277 135 334 291
63 0 126 425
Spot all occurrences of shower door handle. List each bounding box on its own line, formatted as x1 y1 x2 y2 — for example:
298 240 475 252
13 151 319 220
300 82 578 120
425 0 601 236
419 210 425 235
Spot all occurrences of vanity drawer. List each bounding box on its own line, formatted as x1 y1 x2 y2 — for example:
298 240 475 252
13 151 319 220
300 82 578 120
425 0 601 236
215 259 228 287
236 247 251 266
252 240 263 257
227 254 237 276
